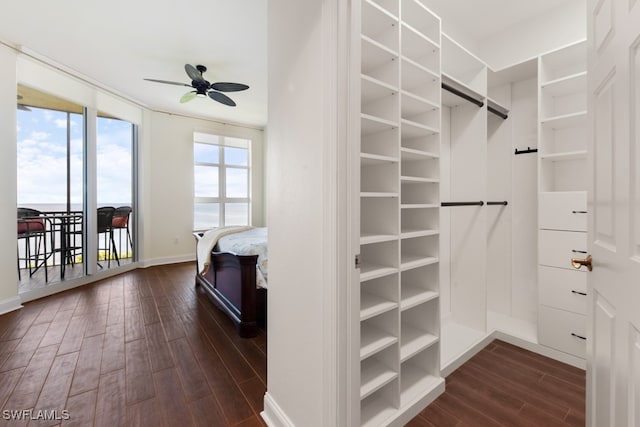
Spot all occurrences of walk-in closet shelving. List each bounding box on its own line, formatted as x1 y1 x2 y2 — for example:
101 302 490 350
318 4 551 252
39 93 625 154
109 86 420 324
357 0 443 424
537 40 588 363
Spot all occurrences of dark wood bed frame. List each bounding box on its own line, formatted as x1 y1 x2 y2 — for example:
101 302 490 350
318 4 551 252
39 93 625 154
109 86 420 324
194 233 267 338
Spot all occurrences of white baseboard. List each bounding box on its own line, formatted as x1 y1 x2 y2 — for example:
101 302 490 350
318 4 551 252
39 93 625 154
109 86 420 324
493 330 586 370
138 254 195 268
0 296 23 315
261 392 295 427
441 333 496 377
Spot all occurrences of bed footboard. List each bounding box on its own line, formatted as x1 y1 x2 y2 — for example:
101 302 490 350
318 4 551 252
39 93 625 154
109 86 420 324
195 251 265 338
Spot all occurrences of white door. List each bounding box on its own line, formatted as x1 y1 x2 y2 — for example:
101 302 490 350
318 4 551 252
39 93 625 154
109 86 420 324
587 0 640 425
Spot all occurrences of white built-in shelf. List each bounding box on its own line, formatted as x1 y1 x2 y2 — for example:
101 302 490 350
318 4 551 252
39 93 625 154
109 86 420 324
365 0 399 20
361 358 398 399
401 24 439 71
362 74 399 99
360 264 397 283
539 150 587 161
361 152 398 165
401 0 440 45
363 0 398 32
361 114 398 136
401 203 439 209
441 34 486 96
400 287 438 311
361 191 399 198
401 22 438 51
487 97 509 117
361 394 396 427
402 56 439 87
360 233 398 245
400 326 438 362
361 324 398 360
401 119 438 137
401 147 439 160
402 90 439 113
361 35 399 81
441 73 485 108
400 229 439 239
400 255 438 271
541 71 587 96
400 176 439 184
540 111 587 129
400 364 441 405
360 291 398 320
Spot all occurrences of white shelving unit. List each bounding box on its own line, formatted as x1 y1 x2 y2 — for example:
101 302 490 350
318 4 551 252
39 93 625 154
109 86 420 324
537 40 588 360
357 0 444 424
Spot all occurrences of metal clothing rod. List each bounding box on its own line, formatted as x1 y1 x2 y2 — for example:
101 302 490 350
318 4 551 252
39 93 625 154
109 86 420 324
441 82 484 107
514 147 538 155
488 105 508 120
441 201 484 207
486 201 508 206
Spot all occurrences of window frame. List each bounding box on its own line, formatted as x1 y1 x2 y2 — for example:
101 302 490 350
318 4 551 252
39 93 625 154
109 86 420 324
193 133 251 230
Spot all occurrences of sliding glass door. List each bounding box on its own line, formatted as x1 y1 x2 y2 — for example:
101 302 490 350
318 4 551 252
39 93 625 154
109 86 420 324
16 85 138 293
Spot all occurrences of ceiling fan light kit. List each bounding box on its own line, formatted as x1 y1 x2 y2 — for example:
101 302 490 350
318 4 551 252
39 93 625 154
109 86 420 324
144 64 249 107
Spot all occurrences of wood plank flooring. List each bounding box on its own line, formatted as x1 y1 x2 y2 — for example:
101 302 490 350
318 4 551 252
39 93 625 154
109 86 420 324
2 263 586 426
408 340 586 427
0 262 266 427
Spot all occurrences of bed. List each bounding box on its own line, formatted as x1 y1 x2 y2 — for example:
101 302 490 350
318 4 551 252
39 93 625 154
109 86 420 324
194 226 267 338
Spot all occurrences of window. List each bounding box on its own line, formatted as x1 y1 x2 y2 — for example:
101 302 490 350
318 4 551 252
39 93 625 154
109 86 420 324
193 132 251 230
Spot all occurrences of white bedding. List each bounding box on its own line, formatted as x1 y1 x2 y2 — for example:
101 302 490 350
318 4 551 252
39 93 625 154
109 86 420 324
217 227 268 289
197 226 252 275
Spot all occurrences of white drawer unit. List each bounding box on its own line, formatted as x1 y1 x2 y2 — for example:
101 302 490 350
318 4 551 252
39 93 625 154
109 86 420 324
538 305 586 358
538 229 587 270
538 266 587 315
539 191 587 232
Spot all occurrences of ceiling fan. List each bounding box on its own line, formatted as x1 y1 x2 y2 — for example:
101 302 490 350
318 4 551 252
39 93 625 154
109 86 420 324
144 64 249 107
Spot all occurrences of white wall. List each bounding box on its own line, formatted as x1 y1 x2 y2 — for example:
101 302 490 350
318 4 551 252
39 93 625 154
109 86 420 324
142 111 265 266
264 0 345 425
479 1 587 70
0 44 20 313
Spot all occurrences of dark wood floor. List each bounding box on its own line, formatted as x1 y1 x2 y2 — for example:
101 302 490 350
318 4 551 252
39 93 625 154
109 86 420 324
2 263 586 427
408 340 586 427
0 262 266 427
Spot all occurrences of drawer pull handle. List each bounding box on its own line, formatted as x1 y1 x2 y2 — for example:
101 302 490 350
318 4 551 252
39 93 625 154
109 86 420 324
571 290 587 296
571 333 587 340
572 210 588 214
572 250 587 254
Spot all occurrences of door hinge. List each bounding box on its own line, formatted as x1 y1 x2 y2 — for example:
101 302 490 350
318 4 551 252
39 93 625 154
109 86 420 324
355 254 361 269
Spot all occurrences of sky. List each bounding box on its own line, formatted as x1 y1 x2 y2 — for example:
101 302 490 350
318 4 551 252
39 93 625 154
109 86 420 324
17 106 133 208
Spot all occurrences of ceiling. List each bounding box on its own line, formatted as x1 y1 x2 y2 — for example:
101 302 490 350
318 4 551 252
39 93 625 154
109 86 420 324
421 0 578 40
1 1 574 128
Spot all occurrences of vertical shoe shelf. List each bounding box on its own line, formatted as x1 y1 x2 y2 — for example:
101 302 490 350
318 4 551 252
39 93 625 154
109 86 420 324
359 0 444 425
537 40 588 360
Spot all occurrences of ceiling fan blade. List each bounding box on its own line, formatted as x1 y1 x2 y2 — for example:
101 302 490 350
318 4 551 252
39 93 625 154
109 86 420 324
144 78 192 87
208 91 236 107
180 91 198 103
211 82 249 92
185 64 205 82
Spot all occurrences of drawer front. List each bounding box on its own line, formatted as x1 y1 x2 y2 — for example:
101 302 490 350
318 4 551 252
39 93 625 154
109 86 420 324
539 192 587 232
539 266 587 314
539 230 587 270
538 305 586 358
